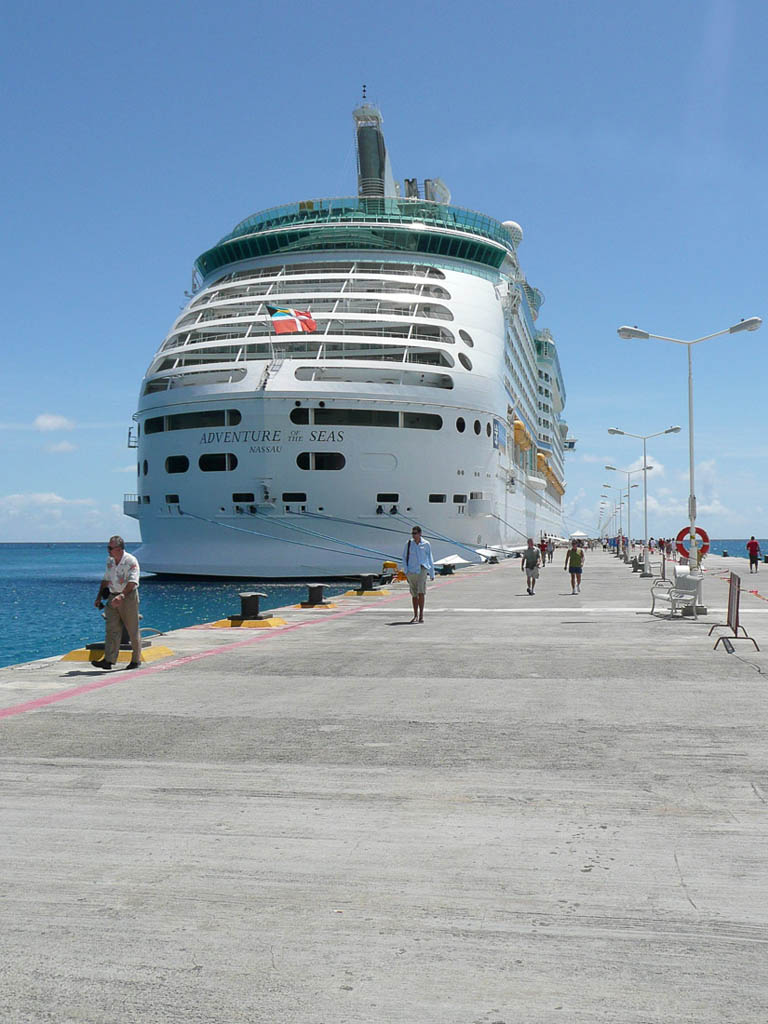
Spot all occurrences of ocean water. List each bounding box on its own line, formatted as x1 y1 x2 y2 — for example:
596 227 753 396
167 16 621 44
0 543 350 670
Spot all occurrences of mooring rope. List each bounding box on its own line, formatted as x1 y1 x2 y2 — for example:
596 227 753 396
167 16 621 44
178 508 390 563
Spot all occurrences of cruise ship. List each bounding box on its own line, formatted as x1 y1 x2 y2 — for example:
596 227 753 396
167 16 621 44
125 98 572 578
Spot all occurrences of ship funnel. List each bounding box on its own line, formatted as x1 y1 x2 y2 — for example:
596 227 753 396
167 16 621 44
353 95 397 198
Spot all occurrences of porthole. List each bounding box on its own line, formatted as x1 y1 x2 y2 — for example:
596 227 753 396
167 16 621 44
486 422 492 437
428 494 447 503
474 420 481 435
456 417 466 433
458 353 472 371
290 407 310 424
282 492 307 501
143 460 148 476
459 330 474 348
165 455 189 474
165 494 180 504
377 492 399 502
233 492 255 502
453 494 467 503
296 452 346 471
199 453 238 472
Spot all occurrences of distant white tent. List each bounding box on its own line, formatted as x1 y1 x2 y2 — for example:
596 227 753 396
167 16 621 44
569 530 588 539
433 553 472 566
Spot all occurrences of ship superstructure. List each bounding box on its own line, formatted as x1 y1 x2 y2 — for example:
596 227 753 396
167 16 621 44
125 100 570 577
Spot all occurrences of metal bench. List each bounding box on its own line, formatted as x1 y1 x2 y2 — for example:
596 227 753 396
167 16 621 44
650 574 700 616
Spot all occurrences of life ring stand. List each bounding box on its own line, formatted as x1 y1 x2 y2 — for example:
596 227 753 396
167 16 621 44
676 526 710 559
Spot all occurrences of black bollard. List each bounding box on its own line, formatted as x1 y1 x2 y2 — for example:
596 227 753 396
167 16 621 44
304 583 328 606
235 592 268 620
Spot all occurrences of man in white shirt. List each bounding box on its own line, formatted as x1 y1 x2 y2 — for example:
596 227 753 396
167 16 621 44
92 536 142 669
402 525 435 623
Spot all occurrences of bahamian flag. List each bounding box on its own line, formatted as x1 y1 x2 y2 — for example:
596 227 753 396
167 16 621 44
266 305 317 335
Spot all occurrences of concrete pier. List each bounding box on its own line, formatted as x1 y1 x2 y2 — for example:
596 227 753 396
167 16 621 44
1 552 767 1022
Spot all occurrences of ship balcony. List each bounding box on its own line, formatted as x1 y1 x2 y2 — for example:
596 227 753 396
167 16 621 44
123 493 141 518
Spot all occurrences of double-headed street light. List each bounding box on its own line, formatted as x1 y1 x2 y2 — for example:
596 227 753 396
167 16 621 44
607 426 679 575
617 317 761 572
605 465 652 562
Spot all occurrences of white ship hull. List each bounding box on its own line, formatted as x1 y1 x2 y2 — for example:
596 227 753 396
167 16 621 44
126 108 570 578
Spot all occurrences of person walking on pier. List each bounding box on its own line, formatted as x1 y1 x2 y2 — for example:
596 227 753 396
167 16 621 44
547 538 554 563
92 536 142 669
564 540 585 594
522 538 541 595
403 525 434 623
747 536 762 573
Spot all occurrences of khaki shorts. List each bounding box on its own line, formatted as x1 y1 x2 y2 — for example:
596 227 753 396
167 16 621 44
406 568 428 596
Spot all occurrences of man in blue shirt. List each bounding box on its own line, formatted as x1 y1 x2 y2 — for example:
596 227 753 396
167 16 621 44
402 525 435 623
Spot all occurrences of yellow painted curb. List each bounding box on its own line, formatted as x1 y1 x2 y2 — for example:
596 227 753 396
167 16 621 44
209 617 287 628
60 646 175 663
344 589 391 597
295 602 338 609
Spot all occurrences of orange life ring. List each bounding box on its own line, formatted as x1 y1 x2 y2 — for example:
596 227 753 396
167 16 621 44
675 526 710 558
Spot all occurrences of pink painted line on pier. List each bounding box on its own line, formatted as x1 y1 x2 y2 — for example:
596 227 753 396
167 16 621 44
0 572 469 720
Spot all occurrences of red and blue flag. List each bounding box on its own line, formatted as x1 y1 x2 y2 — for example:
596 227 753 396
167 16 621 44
266 305 317 335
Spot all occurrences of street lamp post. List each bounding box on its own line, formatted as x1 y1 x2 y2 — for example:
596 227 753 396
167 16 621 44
617 317 761 575
606 465 647 562
608 426 681 575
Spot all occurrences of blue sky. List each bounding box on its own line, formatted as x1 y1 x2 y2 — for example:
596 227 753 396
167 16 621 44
1 0 765 541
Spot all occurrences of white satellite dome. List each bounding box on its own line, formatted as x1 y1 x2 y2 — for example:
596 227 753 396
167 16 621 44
502 220 523 246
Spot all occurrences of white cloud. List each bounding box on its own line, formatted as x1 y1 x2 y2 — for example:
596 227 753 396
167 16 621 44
0 493 96 516
46 440 77 453
116 464 138 473
33 413 75 432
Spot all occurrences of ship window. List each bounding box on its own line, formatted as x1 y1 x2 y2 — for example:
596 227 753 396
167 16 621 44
458 353 473 371
474 420 481 435
456 417 466 433
428 494 447 503
145 417 164 434
199 453 238 472
165 494 180 504
142 496 150 504
166 409 242 431
377 492 399 502
453 494 467 503
470 491 483 499
233 492 255 502
294 367 454 390
165 455 189 474
143 460 148 475
289 407 310 424
296 452 346 471
486 422 492 437
282 492 307 501
403 412 442 430
459 330 474 348
315 408 399 427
